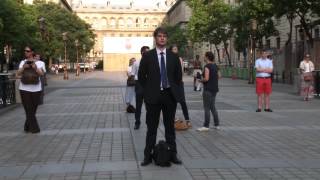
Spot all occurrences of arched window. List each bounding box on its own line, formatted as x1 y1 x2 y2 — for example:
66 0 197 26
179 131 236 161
92 17 98 28
152 18 158 27
101 17 108 27
84 16 90 23
127 18 133 28
110 17 116 28
144 18 149 28
118 18 125 28
136 17 141 27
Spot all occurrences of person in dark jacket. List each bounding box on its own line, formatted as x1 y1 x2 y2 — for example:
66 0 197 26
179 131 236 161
138 27 183 166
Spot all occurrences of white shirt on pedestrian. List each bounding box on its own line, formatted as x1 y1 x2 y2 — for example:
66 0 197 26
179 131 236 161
255 58 273 77
18 60 42 92
37 60 46 73
131 60 140 80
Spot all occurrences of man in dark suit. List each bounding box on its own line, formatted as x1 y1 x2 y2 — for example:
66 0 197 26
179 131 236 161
138 27 183 166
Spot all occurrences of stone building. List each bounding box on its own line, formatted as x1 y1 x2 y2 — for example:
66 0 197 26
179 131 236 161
72 0 171 71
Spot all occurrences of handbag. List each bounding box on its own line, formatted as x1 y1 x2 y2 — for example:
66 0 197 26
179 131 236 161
303 72 313 81
127 75 135 86
21 64 39 85
174 118 189 131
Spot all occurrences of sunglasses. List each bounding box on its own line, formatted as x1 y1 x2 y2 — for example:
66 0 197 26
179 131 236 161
24 50 31 52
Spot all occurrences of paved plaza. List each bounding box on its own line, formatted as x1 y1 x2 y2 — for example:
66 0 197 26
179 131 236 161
1 71 320 180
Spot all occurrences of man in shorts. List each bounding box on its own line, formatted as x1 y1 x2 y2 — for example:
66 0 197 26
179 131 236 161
255 50 273 112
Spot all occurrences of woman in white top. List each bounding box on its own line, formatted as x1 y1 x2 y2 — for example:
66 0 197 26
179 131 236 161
299 53 315 101
125 58 136 110
16 46 44 133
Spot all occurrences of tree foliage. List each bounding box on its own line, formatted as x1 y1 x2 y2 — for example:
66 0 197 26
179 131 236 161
163 25 188 57
0 0 94 68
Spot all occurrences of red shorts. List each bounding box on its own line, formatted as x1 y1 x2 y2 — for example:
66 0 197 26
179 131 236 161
256 77 272 95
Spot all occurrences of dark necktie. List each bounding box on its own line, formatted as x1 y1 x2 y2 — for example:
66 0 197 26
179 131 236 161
160 52 168 88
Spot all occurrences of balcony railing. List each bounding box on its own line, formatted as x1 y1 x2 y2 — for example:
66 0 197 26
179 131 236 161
0 73 16 109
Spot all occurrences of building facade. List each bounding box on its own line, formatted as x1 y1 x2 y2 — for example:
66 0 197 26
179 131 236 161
72 0 171 71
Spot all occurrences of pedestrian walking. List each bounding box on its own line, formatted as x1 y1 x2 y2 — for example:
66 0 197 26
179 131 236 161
299 53 315 101
138 27 183 166
125 58 136 112
131 46 150 130
197 52 220 132
16 46 44 134
169 44 191 128
34 53 46 105
193 55 202 91
255 50 273 112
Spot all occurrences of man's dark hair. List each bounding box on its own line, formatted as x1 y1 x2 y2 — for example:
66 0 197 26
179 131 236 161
195 55 200 60
153 27 168 38
140 46 150 55
205 51 214 62
168 44 178 52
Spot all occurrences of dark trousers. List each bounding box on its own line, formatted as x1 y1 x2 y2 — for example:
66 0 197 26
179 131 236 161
178 84 189 120
179 101 190 120
203 91 219 127
135 81 143 125
144 89 177 159
20 90 41 133
39 75 45 105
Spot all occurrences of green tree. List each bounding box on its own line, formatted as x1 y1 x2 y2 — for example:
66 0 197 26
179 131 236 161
32 2 95 64
186 0 210 42
206 0 233 65
238 0 277 47
0 0 35 70
163 25 188 57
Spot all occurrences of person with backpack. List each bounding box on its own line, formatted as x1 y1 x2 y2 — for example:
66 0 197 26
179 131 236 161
16 46 44 134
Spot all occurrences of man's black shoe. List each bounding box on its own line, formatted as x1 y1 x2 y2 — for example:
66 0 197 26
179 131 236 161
264 108 273 112
170 155 182 165
141 158 152 166
134 124 140 130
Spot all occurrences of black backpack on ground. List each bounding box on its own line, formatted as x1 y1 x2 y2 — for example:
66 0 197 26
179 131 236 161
126 104 136 113
153 140 172 167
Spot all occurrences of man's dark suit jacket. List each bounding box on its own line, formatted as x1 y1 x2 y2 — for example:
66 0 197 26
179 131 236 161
138 48 183 104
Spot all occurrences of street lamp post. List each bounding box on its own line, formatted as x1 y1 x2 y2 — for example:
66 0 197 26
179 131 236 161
75 39 80 76
248 19 257 84
82 44 86 73
62 32 68 80
38 17 45 40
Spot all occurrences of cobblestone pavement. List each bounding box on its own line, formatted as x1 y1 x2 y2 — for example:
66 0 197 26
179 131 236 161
0 71 320 180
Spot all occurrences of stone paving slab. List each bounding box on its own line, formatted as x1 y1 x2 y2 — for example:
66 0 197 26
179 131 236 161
1 72 320 179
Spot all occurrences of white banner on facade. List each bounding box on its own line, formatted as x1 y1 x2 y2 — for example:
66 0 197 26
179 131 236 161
103 37 153 54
